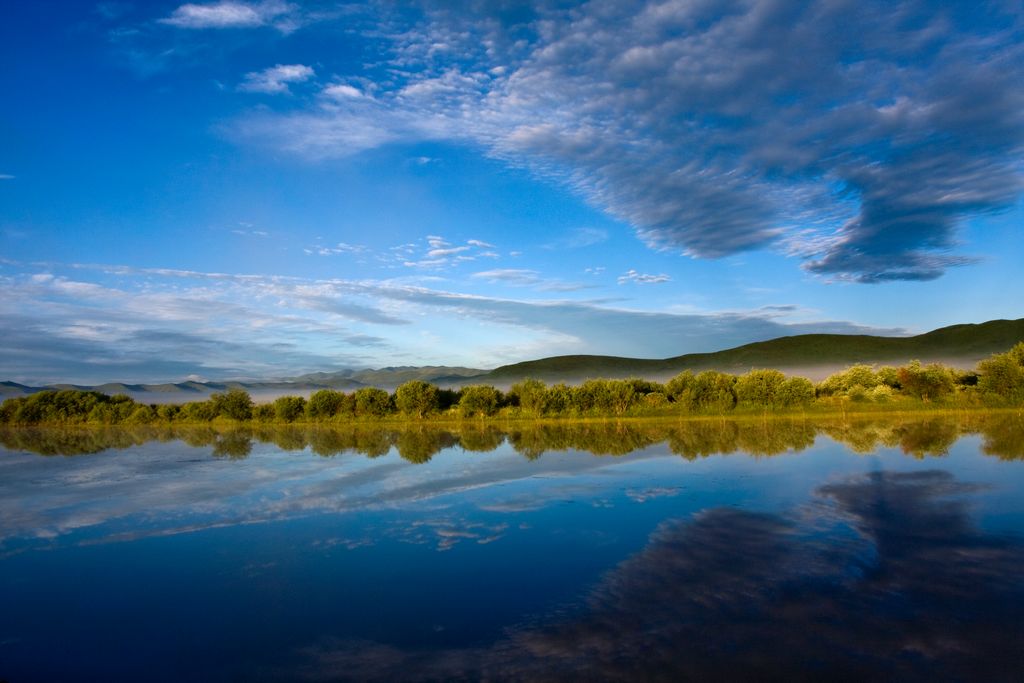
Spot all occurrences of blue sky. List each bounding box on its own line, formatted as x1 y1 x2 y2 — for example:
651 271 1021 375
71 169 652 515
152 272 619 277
1 0 1022 384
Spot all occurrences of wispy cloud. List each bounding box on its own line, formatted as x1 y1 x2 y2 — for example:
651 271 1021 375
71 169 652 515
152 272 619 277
160 1 294 30
472 269 589 293
304 242 366 256
545 227 609 250
233 1 1024 283
400 236 500 269
238 63 314 94
618 269 671 285
0 261 902 383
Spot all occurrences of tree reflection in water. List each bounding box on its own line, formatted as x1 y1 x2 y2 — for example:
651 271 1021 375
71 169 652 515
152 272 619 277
2 414 1022 461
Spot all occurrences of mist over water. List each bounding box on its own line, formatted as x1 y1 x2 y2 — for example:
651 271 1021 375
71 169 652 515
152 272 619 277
1 415 1023 681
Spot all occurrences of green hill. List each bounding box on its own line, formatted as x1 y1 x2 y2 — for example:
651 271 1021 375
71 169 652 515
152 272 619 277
480 318 1024 383
3 319 1021 396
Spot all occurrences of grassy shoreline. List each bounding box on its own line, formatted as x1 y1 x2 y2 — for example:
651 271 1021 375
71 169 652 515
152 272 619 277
3 343 1022 427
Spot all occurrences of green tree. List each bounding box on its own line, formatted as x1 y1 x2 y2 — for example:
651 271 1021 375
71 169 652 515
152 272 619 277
126 405 157 424
394 380 440 417
210 389 253 420
735 369 787 408
817 365 880 397
459 385 502 417
898 360 956 401
665 370 697 408
180 400 217 422
691 371 737 412
306 389 346 420
509 379 547 414
273 395 307 422
353 387 393 417
542 383 573 415
253 404 276 421
777 377 815 407
978 351 1024 402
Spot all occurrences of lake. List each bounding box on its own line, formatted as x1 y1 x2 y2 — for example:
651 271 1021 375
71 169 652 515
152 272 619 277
2 415 1023 681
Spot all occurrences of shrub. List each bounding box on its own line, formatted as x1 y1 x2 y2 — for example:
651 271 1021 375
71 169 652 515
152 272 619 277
353 387 393 417
394 380 440 418
978 351 1024 402
735 369 787 408
817 365 880 397
210 389 253 421
691 371 737 412
459 385 502 417
898 360 956 401
509 379 547 414
273 395 307 422
777 377 815 407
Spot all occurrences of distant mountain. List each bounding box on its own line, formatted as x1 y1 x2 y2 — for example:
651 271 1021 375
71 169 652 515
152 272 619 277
0 365 487 401
477 318 1024 384
2 319 1022 399
292 366 483 386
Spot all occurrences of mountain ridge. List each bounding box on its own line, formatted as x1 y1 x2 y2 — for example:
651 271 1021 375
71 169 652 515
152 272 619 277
2 318 1022 400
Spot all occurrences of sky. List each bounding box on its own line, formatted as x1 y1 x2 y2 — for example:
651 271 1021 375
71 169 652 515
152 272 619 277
1 0 1022 384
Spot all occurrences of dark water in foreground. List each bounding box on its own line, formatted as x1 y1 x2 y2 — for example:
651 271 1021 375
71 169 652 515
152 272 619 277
1 415 1024 682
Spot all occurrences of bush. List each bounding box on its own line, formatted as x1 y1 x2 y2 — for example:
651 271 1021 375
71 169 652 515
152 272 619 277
735 369 787 408
817 365 880 397
273 395 307 422
306 390 347 420
459 385 502 417
353 387 393 417
542 383 573 415
181 400 217 422
126 405 156 424
666 371 696 408
691 371 737 412
777 377 815 407
394 380 440 417
509 379 547 414
157 404 180 421
253 404 276 421
898 360 956 401
210 389 253 421
978 351 1024 402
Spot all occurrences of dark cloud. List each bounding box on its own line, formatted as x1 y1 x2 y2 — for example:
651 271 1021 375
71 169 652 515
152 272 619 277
500 0 1024 281
255 0 1023 282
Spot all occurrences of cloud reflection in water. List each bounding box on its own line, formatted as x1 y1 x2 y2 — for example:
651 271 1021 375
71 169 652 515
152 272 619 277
296 470 1024 682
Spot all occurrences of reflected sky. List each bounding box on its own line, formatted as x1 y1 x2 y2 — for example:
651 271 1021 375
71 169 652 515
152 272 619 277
2 416 1024 681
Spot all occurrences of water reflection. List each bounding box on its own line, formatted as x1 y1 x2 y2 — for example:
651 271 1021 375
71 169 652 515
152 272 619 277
2 413 1023 460
2 415 1024 681
295 470 1024 682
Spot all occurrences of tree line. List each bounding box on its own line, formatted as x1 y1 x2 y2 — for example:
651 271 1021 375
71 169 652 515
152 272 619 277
2 343 1022 426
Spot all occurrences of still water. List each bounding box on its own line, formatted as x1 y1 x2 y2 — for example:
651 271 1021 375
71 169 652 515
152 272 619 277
2 415 1023 681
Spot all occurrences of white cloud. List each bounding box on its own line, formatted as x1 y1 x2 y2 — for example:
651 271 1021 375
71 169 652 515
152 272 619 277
0 261 902 384
322 84 364 100
306 242 366 256
471 269 541 286
160 1 292 30
0 174 14 180
618 270 671 285
238 64 314 94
